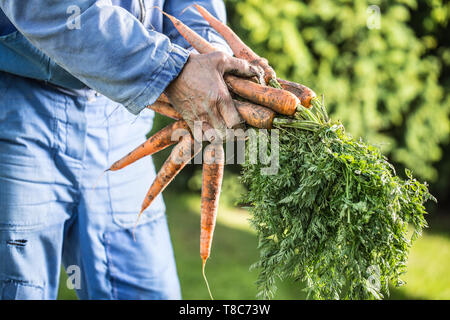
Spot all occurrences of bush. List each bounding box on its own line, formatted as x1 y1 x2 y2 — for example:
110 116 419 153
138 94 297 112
225 0 450 182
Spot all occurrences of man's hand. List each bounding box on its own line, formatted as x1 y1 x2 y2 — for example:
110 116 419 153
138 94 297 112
164 51 261 140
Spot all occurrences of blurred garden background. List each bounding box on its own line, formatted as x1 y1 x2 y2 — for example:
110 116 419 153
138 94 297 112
59 0 450 300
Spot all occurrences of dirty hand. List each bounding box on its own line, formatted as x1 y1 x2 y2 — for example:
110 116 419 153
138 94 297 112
164 51 261 141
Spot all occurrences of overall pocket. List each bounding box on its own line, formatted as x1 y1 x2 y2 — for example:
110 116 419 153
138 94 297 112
84 97 164 229
103 214 181 299
0 279 44 300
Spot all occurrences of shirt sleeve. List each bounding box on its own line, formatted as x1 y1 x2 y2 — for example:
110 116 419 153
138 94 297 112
163 0 233 55
0 0 191 115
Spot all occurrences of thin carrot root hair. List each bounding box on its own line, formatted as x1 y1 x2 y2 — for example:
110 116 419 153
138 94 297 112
92 170 107 190
101 104 122 127
132 207 145 242
202 258 214 300
179 4 195 16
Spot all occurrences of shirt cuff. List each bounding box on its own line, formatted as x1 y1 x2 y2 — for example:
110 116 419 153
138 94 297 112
124 43 190 115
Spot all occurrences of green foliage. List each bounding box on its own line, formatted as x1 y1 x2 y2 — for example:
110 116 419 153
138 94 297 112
240 99 436 299
226 0 450 181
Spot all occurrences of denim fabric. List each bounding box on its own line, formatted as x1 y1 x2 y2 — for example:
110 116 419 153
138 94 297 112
0 72 181 300
0 0 233 300
0 0 231 114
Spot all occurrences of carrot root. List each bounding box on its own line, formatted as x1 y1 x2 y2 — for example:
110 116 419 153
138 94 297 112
149 98 276 129
147 101 182 120
234 100 275 129
159 6 291 112
157 92 171 104
136 133 198 227
225 75 299 116
277 78 317 108
108 120 189 172
153 6 216 54
194 4 278 86
199 144 224 299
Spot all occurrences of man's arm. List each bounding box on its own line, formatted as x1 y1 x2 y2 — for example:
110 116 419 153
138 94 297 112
163 0 232 55
1 0 260 133
0 0 190 115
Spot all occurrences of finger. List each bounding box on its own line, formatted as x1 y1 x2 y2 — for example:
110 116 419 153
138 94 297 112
176 100 206 135
203 107 226 143
176 105 196 132
222 56 262 78
216 92 245 130
199 118 220 144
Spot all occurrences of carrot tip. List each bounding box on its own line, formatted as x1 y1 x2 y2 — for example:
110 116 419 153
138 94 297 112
150 5 172 20
180 4 194 16
132 208 145 242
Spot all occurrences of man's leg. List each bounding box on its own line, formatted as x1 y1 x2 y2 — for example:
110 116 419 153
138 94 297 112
0 73 75 299
61 94 182 299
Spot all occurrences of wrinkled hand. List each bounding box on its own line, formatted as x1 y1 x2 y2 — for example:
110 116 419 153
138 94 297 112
164 51 261 141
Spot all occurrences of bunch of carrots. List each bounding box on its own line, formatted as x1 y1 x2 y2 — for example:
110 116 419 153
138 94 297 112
106 5 317 299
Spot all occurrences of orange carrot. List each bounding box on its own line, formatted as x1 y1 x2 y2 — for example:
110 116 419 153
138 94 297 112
137 133 200 220
149 99 276 129
147 101 182 120
108 120 189 171
200 143 225 300
277 78 317 108
233 100 276 129
156 8 216 54
194 4 278 87
225 76 299 116
157 92 171 104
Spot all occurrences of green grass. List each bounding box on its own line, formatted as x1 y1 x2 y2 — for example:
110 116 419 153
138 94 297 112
58 191 450 300
388 229 450 299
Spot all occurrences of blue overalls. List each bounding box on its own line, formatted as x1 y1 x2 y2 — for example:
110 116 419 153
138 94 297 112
0 0 229 299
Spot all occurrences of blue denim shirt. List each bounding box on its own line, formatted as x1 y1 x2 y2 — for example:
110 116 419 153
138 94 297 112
0 0 231 115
